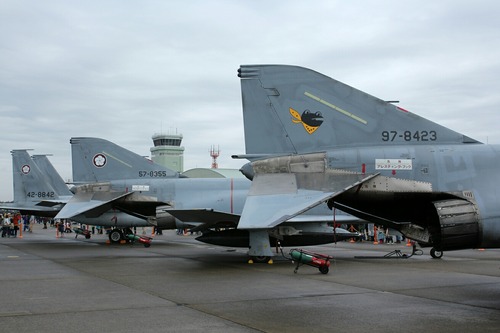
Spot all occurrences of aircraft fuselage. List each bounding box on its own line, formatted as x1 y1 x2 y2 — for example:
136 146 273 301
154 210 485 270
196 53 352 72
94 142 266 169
327 143 500 249
106 177 250 215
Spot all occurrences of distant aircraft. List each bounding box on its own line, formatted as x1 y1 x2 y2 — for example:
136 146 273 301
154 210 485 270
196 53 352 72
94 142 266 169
60 137 359 261
31 154 73 197
70 137 182 183
235 64 500 258
0 150 183 241
35 145 181 240
0 150 69 216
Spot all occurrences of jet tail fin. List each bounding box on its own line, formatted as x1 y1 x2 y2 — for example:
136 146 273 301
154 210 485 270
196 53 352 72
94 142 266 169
31 155 72 196
238 65 480 155
70 137 181 182
11 150 60 204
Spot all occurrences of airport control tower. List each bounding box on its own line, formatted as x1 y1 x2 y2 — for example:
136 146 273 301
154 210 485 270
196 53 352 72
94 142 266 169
150 132 184 172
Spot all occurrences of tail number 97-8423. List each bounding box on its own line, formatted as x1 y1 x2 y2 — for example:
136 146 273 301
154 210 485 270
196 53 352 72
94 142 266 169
382 130 437 142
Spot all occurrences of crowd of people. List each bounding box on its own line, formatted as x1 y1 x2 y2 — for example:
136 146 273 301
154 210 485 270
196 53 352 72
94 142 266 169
1 212 54 237
338 224 404 244
2 213 25 237
0 212 146 239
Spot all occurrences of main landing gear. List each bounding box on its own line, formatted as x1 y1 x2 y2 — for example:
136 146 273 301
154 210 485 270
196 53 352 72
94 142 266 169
108 229 123 243
108 228 152 247
430 248 443 259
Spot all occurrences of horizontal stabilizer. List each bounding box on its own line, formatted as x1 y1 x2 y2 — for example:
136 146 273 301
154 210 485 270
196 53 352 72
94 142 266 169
36 198 71 207
0 203 62 217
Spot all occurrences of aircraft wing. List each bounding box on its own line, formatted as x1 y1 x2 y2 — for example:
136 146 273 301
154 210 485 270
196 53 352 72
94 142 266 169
55 190 168 220
288 214 364 224
165 209 241 231
55 191 134 219
0 202 62 217
238 170 378 229
165 208 363 232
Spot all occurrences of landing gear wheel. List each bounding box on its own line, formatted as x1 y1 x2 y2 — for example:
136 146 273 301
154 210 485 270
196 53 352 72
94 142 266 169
319 266 329 274
430 248 443 259
109 229 123 243
252 256 271 264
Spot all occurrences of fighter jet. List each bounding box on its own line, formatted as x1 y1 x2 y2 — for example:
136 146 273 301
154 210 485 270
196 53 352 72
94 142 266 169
0 150 185 242
31 150 183 239
59 137 360 260
0 150 70 216
235 64 500 259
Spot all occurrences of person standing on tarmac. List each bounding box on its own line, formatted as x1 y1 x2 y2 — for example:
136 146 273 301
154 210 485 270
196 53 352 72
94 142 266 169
29 215 36 232
23 215 29 232
2 214 10 237
12 213 20 237
377 226 385 244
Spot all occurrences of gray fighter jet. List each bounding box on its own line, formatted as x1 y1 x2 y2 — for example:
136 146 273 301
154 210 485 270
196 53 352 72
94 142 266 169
1 150 183 241
58 137 359 260
0 150 70 216
235 64 500 259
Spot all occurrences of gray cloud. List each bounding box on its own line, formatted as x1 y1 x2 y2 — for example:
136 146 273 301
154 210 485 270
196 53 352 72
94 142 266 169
1 1 500 200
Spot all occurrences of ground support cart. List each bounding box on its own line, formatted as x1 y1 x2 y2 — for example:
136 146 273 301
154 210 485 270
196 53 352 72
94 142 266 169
73 227 91 239
125 233 152 247
289 248 333 274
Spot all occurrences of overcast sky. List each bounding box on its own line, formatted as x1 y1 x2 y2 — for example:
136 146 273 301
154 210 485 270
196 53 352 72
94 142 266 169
1 1 500 201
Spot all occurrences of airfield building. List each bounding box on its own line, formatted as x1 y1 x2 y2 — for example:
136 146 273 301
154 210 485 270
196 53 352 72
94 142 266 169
150 132 184 172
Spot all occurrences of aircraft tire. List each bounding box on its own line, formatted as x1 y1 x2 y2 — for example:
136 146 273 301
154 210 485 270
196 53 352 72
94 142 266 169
109 229 123 243
430 248 443 259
